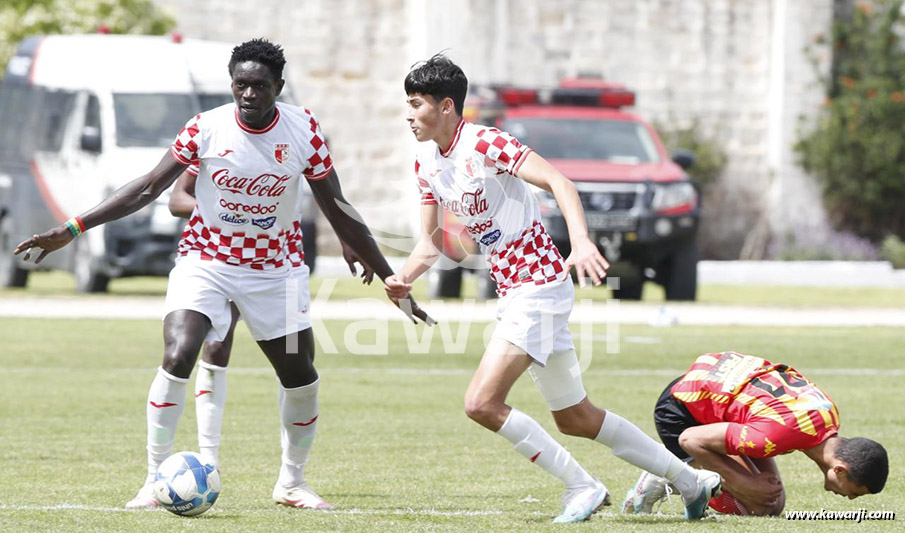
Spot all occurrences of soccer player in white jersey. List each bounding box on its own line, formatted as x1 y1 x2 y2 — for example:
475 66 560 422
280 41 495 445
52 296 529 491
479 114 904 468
384 54 722 522
167 166 374 473
15 39 430 511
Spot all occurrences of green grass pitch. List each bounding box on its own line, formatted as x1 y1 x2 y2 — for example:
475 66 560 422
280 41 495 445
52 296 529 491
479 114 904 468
0 318 901 531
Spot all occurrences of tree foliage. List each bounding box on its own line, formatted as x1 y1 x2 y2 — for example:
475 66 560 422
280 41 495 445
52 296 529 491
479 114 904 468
655 119 728 189
0 0 175 78
796 0 905 240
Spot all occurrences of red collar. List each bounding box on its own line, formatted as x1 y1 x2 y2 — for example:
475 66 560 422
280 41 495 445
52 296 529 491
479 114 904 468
234 106 281 134
440 119 465 157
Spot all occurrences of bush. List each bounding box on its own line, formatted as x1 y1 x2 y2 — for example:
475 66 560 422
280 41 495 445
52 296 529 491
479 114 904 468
655 119 728 189
768 225 879 261
796 0 905 241
881 235 905 268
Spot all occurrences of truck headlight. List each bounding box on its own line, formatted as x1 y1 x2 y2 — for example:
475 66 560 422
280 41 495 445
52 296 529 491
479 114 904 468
650 182 697 215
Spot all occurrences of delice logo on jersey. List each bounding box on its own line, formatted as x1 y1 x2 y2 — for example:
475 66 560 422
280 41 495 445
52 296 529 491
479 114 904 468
274 143 290 164
219 212 249 226
252 216 276 230
211 169 290 197
480 229 501 246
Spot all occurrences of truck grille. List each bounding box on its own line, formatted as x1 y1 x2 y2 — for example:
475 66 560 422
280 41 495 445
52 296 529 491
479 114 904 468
578 190 637 212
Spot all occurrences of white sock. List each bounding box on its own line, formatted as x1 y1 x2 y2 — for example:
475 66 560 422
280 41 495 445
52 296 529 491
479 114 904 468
276 379 319 488
145 367 188 484
497 408 596 489
594 411 699 499
195 360 227 468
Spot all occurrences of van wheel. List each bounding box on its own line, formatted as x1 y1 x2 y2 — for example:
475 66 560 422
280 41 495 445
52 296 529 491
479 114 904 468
664 238 698 301
428 267 463 298
0 217 29 288
74 238 109 293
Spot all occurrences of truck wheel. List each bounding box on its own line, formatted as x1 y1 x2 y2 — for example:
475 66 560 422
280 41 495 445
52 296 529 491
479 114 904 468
664 238 698 301
0 217 29 288
301 221 317 274
74 238 109 293
428 267 463 298
612 272 643 300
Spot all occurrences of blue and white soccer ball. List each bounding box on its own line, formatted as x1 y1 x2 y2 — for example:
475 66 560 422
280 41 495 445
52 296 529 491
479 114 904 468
153 451 221 516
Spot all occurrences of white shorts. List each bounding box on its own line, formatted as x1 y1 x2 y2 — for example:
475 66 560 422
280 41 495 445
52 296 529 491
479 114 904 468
528 348 588 411
163 257 311 342
491 278 574 366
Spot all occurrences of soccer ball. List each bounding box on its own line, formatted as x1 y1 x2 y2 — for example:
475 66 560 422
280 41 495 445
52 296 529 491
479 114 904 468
153 451 221 516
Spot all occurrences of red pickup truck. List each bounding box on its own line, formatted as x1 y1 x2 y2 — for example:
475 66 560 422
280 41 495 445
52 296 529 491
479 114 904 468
428 80 700 300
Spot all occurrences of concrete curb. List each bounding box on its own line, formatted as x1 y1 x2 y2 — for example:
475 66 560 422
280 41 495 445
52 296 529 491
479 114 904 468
2 296 903 327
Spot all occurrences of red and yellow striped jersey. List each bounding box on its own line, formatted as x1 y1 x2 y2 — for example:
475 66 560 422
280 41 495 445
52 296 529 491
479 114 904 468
670 351 840 458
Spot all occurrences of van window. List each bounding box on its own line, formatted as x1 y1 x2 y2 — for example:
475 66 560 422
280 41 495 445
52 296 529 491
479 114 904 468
113 93 195 148
85 93 101 130
35 89 77 153
198 93 233 112
0 84 40 159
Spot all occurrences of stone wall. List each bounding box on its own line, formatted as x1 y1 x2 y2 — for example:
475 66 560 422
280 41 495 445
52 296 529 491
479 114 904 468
154 0 834 259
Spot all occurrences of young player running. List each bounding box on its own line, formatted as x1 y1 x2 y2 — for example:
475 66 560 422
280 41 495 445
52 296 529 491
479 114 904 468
623 351 888 516
384 53 721 522
15 38 430 511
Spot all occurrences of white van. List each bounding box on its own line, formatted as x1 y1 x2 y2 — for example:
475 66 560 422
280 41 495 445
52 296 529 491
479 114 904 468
0 34 317 292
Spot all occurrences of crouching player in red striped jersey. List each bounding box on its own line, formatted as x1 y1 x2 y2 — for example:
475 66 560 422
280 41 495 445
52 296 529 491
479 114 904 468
623 351 888 516
385 53 722 523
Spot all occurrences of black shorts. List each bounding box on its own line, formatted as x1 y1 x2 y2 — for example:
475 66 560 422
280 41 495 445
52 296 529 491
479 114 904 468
653 376 701 462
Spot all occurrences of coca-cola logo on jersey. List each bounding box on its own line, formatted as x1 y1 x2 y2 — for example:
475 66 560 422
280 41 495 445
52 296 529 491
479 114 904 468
441 188 488 217
211 168 290 197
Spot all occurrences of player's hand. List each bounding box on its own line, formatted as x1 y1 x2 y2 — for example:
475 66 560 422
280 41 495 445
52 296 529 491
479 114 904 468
384 274 436 325
393 294 437 326
384 273 412 300
13 226 74 264
734 472 784 513
340 241 374 285
564 237 609 288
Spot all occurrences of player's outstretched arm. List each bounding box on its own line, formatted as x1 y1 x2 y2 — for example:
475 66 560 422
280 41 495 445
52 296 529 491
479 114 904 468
309 169 435 324
385 202 443 299
169 171 198 219
14 152 188 263
517 151 609 287
679 424 784 514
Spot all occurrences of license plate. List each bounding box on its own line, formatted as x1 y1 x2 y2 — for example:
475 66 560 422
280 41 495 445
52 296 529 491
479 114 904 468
585 213 637 231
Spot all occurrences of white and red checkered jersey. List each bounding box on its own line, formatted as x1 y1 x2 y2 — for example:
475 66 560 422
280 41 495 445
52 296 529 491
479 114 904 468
415 119 566 295
185 162 306 268
171 102 331 270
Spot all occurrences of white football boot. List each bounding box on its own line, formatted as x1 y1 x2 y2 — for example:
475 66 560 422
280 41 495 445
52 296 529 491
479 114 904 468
125 482 160 509
683 470 722 520
622 471 671 514
272 482 335 510
553 479 610 523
